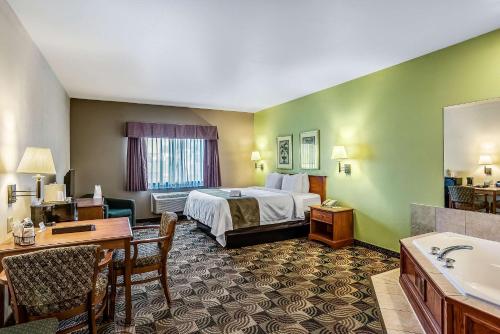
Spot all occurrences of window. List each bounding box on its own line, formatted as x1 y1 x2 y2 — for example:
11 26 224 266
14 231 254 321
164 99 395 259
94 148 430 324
146 138 204 189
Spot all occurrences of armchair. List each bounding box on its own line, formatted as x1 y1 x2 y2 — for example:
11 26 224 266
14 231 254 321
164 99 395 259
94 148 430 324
1 245 112 334
80 194 136 226
448 186 489 213
104 197 136 227
109 212 177 318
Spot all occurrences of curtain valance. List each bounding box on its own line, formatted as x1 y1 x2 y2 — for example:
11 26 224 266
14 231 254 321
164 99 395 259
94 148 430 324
125 122 218 140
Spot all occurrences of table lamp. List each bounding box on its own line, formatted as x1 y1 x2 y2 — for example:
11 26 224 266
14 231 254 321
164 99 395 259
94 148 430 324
478 154 493 175
8 147 56 204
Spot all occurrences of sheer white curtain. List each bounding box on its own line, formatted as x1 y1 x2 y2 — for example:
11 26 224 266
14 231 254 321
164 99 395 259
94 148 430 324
146 138 204 189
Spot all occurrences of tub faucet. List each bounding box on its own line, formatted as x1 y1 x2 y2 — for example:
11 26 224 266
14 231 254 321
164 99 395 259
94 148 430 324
437 245 473 261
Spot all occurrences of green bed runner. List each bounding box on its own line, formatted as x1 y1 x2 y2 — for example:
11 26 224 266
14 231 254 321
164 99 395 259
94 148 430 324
197 189 260 229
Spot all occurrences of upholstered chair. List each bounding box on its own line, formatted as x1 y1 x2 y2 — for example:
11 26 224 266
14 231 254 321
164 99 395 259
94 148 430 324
80 194 136 226
109 212 177 318
448 186 489 213
0 318 58 334
1 245 112 334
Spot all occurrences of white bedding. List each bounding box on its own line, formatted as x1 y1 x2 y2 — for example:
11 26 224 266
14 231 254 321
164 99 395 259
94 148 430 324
184 187 321 246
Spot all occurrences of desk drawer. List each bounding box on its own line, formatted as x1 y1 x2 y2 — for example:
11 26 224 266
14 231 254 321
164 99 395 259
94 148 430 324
311 209 333 224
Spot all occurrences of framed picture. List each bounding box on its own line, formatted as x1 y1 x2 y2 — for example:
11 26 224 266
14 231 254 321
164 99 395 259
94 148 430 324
300 130 320 169
276 135 293 169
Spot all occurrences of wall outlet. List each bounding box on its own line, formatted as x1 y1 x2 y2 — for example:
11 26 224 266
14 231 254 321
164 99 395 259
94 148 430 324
7 217 14 233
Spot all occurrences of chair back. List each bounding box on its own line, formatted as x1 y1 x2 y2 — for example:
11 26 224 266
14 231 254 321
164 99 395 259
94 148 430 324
159 212 177 253
2 245 99 314
448 186 474 204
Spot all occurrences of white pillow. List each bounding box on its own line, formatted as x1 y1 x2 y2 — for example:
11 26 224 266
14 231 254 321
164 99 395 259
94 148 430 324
281 174 303 193
300 173 310 193
265 172 284 189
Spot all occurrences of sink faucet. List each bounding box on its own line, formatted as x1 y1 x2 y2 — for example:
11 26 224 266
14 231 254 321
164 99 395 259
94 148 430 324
436 245 473 261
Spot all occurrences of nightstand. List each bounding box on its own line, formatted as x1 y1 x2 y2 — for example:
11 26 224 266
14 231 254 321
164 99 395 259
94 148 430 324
308 205 354 248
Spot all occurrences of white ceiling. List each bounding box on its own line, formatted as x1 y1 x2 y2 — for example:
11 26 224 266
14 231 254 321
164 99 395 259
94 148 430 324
7 0 500 112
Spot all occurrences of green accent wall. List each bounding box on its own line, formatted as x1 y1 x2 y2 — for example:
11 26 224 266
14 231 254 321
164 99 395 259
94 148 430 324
254 29 500 252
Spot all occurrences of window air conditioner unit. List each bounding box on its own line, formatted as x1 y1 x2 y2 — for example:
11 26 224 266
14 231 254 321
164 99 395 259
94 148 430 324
151 192 190 214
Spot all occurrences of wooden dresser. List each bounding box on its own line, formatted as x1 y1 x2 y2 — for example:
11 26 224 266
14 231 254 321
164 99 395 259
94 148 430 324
308 205 353 248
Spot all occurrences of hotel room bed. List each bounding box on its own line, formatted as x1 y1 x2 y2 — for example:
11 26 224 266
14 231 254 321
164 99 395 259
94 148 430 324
184 174 326 247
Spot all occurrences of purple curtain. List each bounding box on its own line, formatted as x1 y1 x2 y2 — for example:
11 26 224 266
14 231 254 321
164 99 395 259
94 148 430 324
126 137 148 191
203 139 221 188
126 122 218 140
125 122 221 189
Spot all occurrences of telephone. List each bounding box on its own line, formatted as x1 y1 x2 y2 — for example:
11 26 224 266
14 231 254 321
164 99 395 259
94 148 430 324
321 199 338 208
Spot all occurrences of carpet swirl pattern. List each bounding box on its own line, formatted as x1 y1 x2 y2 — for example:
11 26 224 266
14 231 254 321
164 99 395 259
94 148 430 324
96 220 399 333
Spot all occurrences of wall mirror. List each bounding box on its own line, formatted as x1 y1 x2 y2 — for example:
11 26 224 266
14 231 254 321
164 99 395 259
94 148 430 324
443 98 500 213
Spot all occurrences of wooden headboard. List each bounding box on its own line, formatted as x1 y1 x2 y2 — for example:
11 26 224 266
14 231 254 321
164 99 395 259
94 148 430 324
308 175 327 202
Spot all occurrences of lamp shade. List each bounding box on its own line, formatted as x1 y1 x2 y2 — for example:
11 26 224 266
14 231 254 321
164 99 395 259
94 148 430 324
16 147 56 175
331 146 347 160
251 151 261 161
478 154 493 166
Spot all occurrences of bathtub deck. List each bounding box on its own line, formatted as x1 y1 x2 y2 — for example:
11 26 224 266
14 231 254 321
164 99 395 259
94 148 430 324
371 269 425 334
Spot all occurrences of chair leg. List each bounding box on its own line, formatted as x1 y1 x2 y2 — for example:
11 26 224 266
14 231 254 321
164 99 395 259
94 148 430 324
89 308 97 334
87 293 97 334
102 288 110 321
109 270 117 321
160 266 172 306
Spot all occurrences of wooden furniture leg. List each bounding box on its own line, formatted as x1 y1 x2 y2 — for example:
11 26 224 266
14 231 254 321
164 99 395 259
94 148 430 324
493 198 497 214
86 292 97 334
161 265 171 306
109 269 117 321
0 285 4 327
124 239 132 324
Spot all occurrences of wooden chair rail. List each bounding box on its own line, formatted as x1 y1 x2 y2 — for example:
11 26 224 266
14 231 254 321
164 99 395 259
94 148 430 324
97 250 113 270
131 225 159 231
131 235 167 246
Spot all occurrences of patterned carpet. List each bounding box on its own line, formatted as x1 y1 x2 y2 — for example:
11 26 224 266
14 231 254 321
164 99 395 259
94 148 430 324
96 220 399 334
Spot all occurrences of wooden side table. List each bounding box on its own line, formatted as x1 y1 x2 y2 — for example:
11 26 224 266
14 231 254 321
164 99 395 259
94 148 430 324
308 205 353 248
76 198 105 220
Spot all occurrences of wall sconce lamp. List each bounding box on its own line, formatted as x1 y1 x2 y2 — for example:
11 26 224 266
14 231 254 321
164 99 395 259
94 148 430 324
478 154 493 175
251 151 264 170
8 147 56 204
331 146 351 175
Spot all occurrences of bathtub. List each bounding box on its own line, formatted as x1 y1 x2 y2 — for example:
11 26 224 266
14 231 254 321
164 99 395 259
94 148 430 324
413 232 500 306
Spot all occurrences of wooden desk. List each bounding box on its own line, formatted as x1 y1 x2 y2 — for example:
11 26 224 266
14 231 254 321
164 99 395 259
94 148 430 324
472 187 500 213
0 218 133 326
308 205 354 248
76 198 105 220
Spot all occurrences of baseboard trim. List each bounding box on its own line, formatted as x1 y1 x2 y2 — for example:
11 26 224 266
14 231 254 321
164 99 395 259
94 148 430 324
354 239 400 258
136 218 400 258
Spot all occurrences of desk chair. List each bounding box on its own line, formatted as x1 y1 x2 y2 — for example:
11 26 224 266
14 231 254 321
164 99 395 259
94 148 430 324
1 245 112 334
448 186 489 213
109 212 177 318
0 318 58 334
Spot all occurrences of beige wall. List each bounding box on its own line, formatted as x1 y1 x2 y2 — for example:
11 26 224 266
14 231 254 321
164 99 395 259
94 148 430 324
70 99 255 219
0 1 70 241
444 98 500 183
